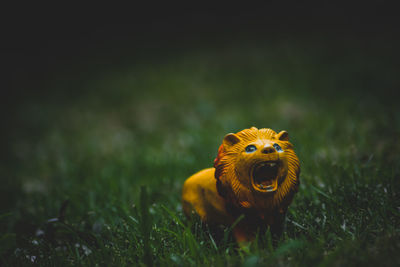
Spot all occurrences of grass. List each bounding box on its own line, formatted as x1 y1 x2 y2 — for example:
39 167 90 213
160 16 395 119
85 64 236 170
1 36 400 266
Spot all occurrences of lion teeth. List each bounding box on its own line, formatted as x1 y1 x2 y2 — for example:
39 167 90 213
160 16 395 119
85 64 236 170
258 162 277 167
257 184 274 190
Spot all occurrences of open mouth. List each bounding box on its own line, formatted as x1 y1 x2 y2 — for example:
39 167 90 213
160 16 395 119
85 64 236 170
252 161 279 192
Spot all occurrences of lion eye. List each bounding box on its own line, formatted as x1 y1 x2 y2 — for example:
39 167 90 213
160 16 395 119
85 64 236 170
273 143 283 152
245 145 257 153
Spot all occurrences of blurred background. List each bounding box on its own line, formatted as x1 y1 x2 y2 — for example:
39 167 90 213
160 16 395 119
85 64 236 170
1 2 400 265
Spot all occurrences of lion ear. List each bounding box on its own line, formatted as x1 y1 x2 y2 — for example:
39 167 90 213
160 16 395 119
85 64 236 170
276 130 289 141
223 133 241 148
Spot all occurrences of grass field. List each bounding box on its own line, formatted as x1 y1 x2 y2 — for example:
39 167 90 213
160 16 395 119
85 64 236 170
1 36 400 266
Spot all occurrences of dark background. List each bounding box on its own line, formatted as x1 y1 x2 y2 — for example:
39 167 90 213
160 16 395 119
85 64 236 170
3 2 399 92
2 1 400 205
2 2 400 205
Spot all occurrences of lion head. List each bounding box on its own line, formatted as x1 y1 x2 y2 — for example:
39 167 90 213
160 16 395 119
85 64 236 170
214 127 300 211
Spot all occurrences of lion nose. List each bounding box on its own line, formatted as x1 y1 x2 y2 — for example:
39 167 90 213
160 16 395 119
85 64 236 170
261 144 275 154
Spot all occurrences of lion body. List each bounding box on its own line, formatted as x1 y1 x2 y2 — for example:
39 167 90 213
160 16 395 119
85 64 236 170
182 127 300 243
182 168 233 225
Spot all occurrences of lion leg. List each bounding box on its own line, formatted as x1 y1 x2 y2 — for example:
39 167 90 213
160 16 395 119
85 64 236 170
232 217 263 244
233 225 251 244
270 211 286 247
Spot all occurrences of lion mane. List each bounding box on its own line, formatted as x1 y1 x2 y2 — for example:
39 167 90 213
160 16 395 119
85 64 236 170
214 127 300 212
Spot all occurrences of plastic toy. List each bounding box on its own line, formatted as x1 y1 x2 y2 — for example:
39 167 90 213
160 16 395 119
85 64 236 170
182 127 300 243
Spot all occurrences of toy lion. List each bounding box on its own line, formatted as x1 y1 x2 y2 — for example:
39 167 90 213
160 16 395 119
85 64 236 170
182 127 300 243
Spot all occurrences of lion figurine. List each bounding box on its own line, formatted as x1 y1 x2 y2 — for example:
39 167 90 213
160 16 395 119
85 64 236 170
182 127 300 244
